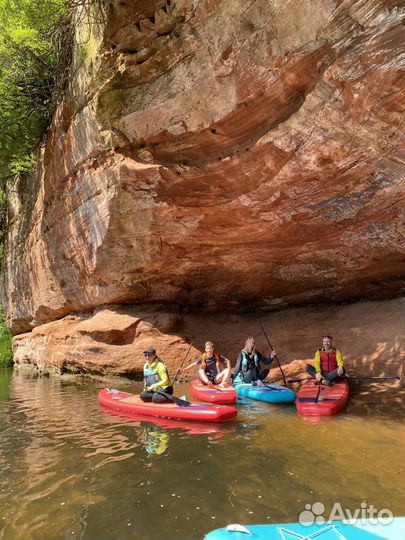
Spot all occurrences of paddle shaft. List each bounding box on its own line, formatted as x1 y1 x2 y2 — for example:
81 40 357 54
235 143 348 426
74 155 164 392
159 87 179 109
348 376 400 382
314 382 322 404
288 376 400 384
172 342 194 385
256 319 287 386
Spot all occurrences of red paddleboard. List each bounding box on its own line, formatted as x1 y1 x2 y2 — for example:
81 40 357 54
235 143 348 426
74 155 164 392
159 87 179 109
98 389 237 423
296 379 350 415
190 379 237 405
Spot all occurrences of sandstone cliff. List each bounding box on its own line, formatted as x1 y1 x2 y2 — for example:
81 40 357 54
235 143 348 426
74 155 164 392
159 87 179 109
2 0 405 377
12 298 405 381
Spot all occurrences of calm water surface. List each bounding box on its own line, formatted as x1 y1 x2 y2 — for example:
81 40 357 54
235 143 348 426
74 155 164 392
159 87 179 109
0 369 404 540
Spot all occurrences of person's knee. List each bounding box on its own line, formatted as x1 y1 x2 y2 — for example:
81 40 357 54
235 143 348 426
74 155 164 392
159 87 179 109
259 369 269 380
152 391 168 403
198 369 208 381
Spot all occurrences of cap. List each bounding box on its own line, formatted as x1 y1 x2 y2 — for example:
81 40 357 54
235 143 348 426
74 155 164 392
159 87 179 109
143 347 156 355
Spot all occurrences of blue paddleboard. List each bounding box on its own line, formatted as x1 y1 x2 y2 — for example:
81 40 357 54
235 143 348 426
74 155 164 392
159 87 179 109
204 518 405 540
234 382 295 403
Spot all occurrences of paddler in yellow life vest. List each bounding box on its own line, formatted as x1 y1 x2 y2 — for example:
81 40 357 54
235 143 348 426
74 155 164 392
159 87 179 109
140 347 174 403
305 335 345 386
181 341 231 387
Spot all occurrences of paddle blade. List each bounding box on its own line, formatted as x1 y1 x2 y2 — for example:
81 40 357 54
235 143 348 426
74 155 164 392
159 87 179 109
174 397 191 407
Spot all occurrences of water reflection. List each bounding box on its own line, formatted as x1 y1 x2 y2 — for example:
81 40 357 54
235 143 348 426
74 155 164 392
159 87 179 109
0 370 403 540
144 428 169 456
98 406 238 456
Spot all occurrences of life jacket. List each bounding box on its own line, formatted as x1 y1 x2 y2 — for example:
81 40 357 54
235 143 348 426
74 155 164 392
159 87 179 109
241 350 259 372
143 359 169 387
239 350 260 382
201 352 222 374
319 348 338 372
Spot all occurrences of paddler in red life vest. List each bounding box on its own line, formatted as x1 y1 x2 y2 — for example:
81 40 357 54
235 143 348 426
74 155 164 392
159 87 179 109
140 347 174 403
305 335 345 386
180 341 231 387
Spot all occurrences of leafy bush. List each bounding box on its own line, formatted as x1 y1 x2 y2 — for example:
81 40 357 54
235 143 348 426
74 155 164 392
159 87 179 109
0 0 67 182
0 306 12 367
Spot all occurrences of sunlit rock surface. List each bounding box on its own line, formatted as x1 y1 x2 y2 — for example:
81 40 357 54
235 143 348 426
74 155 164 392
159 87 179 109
3 0 404 341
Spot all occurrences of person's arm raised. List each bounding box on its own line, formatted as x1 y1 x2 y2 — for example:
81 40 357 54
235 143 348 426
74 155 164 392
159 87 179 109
180 360 198 372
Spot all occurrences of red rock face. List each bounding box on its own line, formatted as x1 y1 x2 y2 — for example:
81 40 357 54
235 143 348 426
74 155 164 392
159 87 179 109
12 299 405 380
3 0 405 335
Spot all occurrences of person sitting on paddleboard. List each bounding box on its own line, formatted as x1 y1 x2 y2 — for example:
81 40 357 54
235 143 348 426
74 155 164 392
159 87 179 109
232 336 276 386
181 341 231 387
305 335 345 386
140 347 174 403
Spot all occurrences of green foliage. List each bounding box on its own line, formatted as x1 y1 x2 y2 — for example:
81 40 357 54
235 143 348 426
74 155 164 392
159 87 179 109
0 0 105 262
0 0 66 183
0 306 12 367
0 0 72 263
0 187 7 264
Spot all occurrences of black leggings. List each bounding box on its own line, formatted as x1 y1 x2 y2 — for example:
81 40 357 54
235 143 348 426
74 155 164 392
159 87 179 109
305 364 344 382
241 368 269 384
140 386 174 403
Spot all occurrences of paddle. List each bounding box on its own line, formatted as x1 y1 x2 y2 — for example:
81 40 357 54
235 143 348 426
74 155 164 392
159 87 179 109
172 342 194 385
256 319 287 386
288 377 322 383
288 376 401 384
153 390 191 407
314 382 322 404
347 376 400 382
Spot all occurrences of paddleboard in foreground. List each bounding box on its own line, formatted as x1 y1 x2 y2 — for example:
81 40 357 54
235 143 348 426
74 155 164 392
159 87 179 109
204 517 405 540
296 378 349 415
234 382 295 403
190 379 237 404
98 389 237 423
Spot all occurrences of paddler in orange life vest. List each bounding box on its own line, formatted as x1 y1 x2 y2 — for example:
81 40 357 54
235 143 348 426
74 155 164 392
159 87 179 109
181 341 231 387
305 335 345 386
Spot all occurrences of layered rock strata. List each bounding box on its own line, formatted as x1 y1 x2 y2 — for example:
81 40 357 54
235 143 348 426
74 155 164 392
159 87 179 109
2 0 404 338
13 298 405 380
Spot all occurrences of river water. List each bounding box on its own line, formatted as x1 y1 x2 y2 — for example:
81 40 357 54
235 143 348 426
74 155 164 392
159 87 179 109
0 368 404 540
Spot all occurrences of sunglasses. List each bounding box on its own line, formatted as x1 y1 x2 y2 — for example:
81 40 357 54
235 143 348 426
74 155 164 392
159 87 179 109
143 353 154 357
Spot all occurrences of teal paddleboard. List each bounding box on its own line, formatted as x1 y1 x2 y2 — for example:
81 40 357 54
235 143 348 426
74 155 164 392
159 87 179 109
234 382 295 403
204 518 405 540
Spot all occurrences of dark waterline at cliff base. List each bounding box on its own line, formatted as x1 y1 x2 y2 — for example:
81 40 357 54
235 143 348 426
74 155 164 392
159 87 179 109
0 369 404 540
